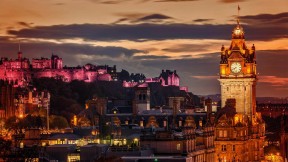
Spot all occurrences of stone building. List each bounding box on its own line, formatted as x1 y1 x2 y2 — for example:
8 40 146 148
0 81 50 119
140 117 215 162
214 17 265 161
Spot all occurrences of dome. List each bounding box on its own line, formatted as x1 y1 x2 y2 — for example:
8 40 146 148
232 24 245 39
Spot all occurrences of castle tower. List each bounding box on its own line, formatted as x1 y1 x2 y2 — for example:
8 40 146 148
51 54 63 69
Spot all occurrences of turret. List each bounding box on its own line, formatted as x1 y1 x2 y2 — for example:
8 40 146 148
18 51 22 60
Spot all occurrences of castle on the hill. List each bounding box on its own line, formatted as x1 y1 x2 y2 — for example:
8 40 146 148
0 50 117 86
0 50 187 91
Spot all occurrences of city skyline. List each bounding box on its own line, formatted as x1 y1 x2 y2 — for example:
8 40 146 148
0 0 287 97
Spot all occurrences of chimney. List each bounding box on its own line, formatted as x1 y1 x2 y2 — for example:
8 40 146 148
205 98 212 120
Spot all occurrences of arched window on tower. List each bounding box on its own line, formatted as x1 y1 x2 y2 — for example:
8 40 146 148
139 94 142 100
143 94 146 100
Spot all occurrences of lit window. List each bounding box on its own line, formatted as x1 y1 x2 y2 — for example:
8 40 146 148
178 120 182 127
163 120 167 127
221 145 226 151
176 143 181 150
219 130 223 137
224 130 227 137
67 154 80 162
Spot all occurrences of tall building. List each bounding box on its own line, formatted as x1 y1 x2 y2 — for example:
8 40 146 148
214 15 266 161
0 81 16 119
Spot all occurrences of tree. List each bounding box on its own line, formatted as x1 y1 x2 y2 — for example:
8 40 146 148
49 115 69 129
0 137 12 161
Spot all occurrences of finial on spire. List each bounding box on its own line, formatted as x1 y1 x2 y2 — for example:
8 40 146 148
18 40 21 52
237 5 241 25
18 40 23 60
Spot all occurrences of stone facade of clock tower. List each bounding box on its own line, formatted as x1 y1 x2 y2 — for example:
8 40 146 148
219 22 257 118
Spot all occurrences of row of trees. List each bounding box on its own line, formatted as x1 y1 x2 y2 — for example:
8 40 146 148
4 115 69 131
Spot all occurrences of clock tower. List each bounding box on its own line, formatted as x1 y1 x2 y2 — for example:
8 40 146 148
215 10 265 162
219 20 257 118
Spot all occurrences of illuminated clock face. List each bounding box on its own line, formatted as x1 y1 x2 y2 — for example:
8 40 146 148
231 62 242 74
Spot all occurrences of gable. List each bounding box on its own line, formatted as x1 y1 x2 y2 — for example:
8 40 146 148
228 52 244 60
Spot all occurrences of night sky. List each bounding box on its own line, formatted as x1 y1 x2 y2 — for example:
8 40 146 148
0 0 287 97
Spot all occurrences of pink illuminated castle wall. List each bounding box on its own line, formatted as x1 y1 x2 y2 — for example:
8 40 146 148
123 70 188 92
0 51 115 86
144 70 179 87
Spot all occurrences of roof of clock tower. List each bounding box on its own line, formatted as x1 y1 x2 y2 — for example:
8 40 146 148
229 22 247 52
220 18 256 64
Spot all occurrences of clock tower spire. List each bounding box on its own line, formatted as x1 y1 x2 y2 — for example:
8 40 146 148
218 7 257 118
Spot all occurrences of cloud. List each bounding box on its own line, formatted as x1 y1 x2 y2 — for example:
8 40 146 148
53 3 65 5
257 50 288 78
240 12 288 25
155 0 198 2
17 22 33 28
220 0 246 3
88 0 198 3
192 75 218 79
113 18 130 24
133 14 173 23
0 39 144 64
8 13 288 41
89 0 130 4
162 44 210 53
193 19 214 23
258 76 288 87
8 20 287 42
114 13 174 24
133 55 171 60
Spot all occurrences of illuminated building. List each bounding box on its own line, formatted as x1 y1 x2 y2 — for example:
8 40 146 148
0 81 50 119
257 103 288 118
214 14 266 161
123 69 189 92
280 116 287 161
140 117 215 161
0 80 16 119
0 52 189 92
0 52 116 86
